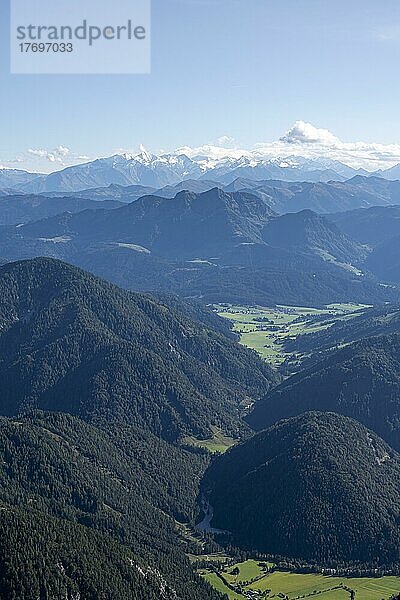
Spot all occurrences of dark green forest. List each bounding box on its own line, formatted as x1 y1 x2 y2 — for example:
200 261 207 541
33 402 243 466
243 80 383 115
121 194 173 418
0 252 400 597
0 257 276 440
0 258 280 599
0 411 221 599
248 333 400 451
207 412 400 565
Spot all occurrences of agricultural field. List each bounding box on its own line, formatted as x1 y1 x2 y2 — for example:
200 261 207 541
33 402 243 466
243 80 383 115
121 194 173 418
201 571 243 599
224 559 274 584
183 426 236 453
198 559 400 600
215 303 370 368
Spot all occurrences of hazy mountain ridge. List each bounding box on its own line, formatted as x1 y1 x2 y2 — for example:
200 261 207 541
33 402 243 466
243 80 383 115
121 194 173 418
4 153 400 195
0 189 398 306
262 209 368 264
0 194 122 226
23 173 400 215
327 204 400 285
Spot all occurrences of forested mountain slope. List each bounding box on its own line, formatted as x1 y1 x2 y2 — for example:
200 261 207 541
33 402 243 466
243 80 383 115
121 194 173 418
0 258 276 440
262 209 367 263
328 205 400 246
248 334 400 451
207 412 400 565
284 304 400 357
0 411 220 600
0 257 276 599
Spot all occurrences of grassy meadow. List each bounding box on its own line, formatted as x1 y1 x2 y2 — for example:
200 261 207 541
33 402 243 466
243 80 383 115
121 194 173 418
183 426 237 454
216 303 369 368
198 559 400 599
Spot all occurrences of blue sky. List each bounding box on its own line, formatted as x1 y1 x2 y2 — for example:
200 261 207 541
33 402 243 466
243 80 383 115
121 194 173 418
1 0 400 171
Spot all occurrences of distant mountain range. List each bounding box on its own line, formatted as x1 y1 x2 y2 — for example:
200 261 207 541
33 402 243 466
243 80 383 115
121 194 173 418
2 166 400 304
0 194 123 226
7 174 400 217
0 168 42 190
328 204 400 245
3 151 400 195
0 188 398 306
231 175 400 214
328 204 400 286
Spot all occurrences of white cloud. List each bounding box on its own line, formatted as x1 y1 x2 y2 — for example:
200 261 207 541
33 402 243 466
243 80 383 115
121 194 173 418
280 121 340 146
7 146 92 172
179 122 400 171
214 135 237 148
28 146 72 163
4 123 400 173
175 143 251 167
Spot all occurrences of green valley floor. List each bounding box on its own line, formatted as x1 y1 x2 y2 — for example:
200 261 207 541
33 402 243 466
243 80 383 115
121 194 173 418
216 303 370 368
194 558 400 600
